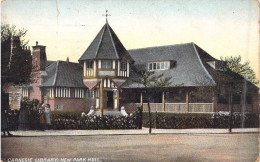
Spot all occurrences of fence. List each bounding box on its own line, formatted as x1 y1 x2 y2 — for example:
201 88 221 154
134 103 213 113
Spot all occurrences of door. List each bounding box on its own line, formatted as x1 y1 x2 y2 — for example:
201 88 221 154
107 91 113 108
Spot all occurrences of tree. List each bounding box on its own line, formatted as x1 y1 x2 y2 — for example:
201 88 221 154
220 55 259 85
133 69 172 134
1 24 28 46
219 55 259 132
1 24 32 85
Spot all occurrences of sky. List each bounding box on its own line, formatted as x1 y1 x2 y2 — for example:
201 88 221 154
1 0 259 80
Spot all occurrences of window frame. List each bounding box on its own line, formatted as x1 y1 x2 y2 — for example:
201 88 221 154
120 62 127 71
87 60 94 69
101 60 112 69
148 61 170 71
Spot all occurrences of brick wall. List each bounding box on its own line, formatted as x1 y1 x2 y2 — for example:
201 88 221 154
29 71 42 102
43 97 94 112
3 84 21 110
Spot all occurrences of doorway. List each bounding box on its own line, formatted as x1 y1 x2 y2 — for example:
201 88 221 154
107 91 113 108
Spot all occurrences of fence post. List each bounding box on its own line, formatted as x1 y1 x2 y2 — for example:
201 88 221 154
155 111 157 129
79 117 82 129
138 107 143 129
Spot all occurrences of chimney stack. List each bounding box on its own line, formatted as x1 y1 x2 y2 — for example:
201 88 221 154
66 57 69 62
36 41 38 46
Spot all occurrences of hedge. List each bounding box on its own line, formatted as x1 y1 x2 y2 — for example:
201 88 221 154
50 111 142 130
142 112 259 129
7 108 258 130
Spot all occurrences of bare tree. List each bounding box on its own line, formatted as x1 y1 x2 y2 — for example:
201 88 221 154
133 69 171 134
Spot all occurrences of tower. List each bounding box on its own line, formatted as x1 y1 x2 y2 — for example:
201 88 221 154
78 11 134 116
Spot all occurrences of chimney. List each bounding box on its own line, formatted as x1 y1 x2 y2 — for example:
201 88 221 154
66 57 69 62
32 43 47 71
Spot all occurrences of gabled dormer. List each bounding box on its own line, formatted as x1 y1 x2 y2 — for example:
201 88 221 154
78 22 134 80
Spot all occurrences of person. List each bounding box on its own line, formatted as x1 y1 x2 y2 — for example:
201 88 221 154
1 108 13 137
39 107 46 131
44 104 51 130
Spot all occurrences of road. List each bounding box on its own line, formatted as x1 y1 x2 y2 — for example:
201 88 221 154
2 133 259 161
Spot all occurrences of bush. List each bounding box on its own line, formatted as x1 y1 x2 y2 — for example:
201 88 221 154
142 112 259 129
51 111 142 130
8 110 19 131
20 98 42 130
7 98 42 130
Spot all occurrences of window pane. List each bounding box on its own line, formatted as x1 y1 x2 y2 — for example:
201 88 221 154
121 62 126 70
96 90 99 97
87 61 93 68
165 62 169 69
148 63 152 70
153 63 156 70
157 62 161 69
161 62 164 69
102 60 112 69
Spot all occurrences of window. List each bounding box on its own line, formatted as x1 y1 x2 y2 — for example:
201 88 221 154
148 61 170 71
90 90 94 98
153 63 156 70
87 61 93 69
246 94 252 104
120 62 127 70
232 95 241 104
113 90 117 97
101 60 112 69
56 104 63 111
165 62 169 69
96 90 99 97
86 89 94 99
156 63 161 69
148 63 152 71
161 62 164 69
217 94 228 104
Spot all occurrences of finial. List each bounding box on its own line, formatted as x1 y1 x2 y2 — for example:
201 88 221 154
102 9 111 23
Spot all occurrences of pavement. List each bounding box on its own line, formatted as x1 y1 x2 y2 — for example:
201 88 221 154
7 127 260 136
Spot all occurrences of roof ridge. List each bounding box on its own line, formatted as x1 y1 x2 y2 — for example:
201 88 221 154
55 60 79 64
128 42 194 51
192 43 216 85
53 61 60 86
95 24 106 58
107 24 119 59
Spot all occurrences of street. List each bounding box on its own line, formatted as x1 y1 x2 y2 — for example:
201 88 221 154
1 133 259 161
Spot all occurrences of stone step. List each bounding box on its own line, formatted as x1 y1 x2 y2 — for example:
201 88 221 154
92 111 123 117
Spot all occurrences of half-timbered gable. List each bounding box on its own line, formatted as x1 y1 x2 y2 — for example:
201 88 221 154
78 21 134 116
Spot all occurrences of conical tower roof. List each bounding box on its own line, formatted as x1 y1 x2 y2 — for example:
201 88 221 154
79 23 134 63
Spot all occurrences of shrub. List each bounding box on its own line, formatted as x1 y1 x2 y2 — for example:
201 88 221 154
142 112 258 129
50 111 142 130
7 98 42 130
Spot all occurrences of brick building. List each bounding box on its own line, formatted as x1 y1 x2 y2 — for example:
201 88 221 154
3 21 259 114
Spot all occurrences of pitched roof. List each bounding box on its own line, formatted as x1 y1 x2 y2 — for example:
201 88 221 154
204 63 259 92
123 42 216 88
78 23 133 62
40 61 86 88
46 61 55 67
